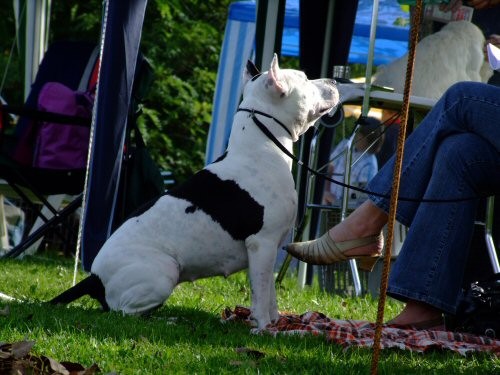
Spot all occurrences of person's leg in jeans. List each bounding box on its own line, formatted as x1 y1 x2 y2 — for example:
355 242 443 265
368 82 500 325
370 81 500 219
386 133 500 325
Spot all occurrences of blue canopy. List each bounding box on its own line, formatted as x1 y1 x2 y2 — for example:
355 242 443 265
227 0 409 64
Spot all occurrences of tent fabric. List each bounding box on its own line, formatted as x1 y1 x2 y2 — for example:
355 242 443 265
16 0 51 100
205 0 410 165
299 1 359 79
205 2 257 164
80 0 148 271
254 0 286 70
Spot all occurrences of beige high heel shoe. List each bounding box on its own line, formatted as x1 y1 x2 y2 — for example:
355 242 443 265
286 231 382 272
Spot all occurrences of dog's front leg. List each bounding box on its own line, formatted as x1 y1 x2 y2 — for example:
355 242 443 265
245 235 279 329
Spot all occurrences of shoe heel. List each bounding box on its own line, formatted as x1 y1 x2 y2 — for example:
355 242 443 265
357 256 379 272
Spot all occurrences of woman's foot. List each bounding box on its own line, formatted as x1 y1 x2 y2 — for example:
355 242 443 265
386 300 445 330
286 201 387 270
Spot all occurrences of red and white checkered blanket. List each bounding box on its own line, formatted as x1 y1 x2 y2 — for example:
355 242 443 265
222 306 500 356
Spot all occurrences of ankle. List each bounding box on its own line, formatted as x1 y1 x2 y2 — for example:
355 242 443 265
390 301 443 325
354 200 388 231
333 201 386 239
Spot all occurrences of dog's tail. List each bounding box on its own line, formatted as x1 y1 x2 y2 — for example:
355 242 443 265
50 273 109 311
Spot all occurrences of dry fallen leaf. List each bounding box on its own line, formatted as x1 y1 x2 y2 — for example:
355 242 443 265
11 340 36 358
235 346 266 359
0 340 101 374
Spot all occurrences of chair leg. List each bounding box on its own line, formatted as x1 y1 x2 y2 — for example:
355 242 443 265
1 194 83 259
485 196 500 273
0 195 10 252
21 194 65 257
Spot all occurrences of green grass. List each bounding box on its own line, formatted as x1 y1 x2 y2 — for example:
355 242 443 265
1 254 499 374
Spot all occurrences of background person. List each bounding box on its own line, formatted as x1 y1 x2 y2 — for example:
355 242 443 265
323 117 384 207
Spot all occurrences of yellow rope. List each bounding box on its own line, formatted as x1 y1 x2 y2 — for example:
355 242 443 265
370 1 424 373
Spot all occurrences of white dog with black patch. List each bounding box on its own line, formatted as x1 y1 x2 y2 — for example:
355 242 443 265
51 54 339 329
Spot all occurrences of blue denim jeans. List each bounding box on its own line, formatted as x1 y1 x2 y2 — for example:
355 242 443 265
367 82 500 314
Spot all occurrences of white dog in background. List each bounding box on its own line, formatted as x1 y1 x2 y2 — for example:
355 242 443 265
373 20 493 99
50 55 339 329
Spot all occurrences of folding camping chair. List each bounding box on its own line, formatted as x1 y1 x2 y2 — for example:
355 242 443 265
0 40 97 258
298 110 392 296
0 40 159 259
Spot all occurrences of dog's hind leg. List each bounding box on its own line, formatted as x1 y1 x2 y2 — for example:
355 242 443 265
105 256 180 315
245 235 279 329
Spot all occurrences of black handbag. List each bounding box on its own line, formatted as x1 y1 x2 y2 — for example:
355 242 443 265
446 273 500 338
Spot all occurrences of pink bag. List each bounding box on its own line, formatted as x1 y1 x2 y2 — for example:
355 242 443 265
33 82 94 169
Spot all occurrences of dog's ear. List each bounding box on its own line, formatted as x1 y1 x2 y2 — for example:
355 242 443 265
246 60 261 78
243 60 261 84
267 53 288 96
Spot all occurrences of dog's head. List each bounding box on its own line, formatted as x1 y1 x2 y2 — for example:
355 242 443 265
241 54 339 141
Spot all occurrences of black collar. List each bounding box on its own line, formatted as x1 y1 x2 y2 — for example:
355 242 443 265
237 107 293 138
236 107 297 164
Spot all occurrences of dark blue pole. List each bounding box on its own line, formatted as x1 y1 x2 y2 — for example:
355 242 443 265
80 0 148 271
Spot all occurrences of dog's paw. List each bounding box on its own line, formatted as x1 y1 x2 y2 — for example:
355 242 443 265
250 327 267 335
270 309 279 323
248 317 259 328
248 311 272 330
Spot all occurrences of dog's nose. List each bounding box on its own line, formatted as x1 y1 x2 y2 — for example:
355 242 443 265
330 79 337 86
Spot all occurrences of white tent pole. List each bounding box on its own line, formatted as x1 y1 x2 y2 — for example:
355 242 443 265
24 0 35 99
361 0 379 117
24 0 50 100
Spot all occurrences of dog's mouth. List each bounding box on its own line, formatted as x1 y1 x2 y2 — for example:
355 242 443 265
325 105 339 116
319 104 338 117
309 105 338 125
309 103 338 123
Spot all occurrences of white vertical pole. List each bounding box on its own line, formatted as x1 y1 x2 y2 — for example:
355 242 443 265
361 0 379 117
24 0 50 99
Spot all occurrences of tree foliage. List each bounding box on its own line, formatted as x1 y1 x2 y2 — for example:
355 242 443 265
139 0 233 182
0 0 233 183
